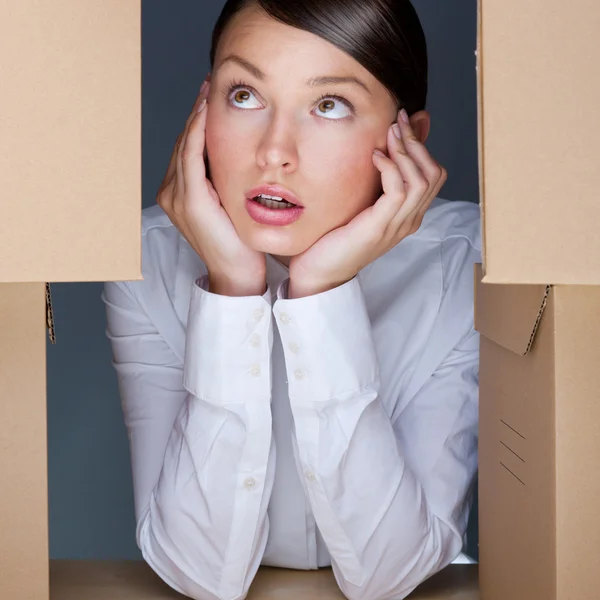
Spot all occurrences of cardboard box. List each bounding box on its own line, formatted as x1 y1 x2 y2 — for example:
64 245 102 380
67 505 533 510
476 0 600 285
0 2 141 599
475 263 600 600
0 0 141 283
0 283 48 600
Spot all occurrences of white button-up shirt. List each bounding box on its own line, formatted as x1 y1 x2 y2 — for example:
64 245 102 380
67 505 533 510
102 197 481 600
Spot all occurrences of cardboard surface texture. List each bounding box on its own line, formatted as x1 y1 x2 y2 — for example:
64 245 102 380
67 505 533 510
476 0 600 284
0 2 142 598
0 283 49 600
49 562 479 600
0 0 141 282
475 264 600 600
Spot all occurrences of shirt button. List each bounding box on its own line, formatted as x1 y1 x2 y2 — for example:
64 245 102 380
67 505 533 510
244 477 257 489
288 342 300 354
279 312 291 324
294 369 306 381
253 308 265 321
249 364 261 377
250 334 260 348
305 471 316 482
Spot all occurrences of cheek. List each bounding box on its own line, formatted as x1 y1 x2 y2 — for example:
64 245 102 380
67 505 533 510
310 137 382 211
205 110 251 185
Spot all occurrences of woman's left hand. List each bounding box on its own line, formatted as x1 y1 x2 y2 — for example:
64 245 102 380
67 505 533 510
288 109 447 299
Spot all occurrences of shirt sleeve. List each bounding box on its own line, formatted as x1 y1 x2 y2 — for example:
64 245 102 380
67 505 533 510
102 276 275 600
272 277 478 600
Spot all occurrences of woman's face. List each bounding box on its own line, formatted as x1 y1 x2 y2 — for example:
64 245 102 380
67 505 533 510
205 6 400 258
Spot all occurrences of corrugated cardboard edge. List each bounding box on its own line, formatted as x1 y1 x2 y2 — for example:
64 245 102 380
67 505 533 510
45 283 56 344
524 285 551 355
476 0 487 274
475 264 551 356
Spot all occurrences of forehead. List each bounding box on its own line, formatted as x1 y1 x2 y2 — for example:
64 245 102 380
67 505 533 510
215 6 371 80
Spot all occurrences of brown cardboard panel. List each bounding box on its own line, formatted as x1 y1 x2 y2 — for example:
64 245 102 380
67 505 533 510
554 286 600 599
0 283 48 600
476 268 600 600
49 561 480 599
477 0 600 284
477 278 557 600
0 0 141 283
474 265 548 355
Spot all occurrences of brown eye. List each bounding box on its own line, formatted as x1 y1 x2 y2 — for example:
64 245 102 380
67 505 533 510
234 90 250 103
319 99 335 113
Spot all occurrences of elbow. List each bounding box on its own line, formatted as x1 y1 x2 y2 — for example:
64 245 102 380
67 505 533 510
334 521 463 600
136 508 252 600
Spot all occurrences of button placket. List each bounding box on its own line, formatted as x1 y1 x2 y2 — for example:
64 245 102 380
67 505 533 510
278 309 308 382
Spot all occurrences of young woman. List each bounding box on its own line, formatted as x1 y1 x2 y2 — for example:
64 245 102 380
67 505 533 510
103 1 481 599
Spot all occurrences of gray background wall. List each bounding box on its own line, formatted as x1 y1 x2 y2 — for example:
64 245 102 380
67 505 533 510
47 0 479 560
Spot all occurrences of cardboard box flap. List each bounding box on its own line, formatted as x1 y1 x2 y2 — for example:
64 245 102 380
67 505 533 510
474 264 550 356
477 0 600 285
0 0 141 283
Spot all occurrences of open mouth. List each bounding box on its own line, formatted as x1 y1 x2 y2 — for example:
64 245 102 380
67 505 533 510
252 194 297 210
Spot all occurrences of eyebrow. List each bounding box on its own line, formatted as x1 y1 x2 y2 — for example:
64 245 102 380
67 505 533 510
218 54 371 95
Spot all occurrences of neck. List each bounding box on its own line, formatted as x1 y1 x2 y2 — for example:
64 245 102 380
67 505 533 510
270 254 290 268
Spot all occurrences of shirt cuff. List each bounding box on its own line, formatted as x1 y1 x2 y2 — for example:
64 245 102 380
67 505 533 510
273 277 378 403
183 275 273 403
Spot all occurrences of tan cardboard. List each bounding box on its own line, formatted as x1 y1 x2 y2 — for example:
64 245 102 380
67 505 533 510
49 561 480 600
475 264 600 600
0 283 48 600
476 0 600 285
0 2 142 598
0 0 142 283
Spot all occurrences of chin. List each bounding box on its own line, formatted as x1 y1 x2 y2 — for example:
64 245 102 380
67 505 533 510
243 228 310 257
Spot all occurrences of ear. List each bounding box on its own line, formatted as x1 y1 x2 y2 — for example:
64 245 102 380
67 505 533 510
408 110 431 144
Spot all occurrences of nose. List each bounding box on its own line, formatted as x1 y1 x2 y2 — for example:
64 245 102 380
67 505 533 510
255 112 298 174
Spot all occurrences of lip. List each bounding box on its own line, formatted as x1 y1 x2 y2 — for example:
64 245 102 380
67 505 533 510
245 197 304 227
246 184 303 207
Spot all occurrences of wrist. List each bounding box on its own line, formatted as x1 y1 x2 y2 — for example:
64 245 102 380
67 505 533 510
208 270 267 297
288 276 350 299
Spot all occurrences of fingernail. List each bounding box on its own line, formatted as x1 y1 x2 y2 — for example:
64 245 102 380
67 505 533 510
392 123 402 139
197 99 207 113
374 149 385 157
200 80 208 94
400 109 409 124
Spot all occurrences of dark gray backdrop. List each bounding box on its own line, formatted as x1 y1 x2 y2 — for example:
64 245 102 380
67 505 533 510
47 0 479 560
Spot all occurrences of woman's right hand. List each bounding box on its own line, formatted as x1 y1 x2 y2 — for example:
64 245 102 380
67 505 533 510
157 78 267 297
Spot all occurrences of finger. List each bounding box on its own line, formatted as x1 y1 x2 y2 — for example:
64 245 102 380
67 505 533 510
395 111 445 201
178 97 209 196
371 149 408 225
391 163 447 240
387 124 429 216
163 133 183 187
160 78 210 213
178 79 210 169
413 166 448 224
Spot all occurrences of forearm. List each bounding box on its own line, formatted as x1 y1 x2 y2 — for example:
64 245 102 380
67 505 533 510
138 393 275 600
135 277 276 600
274 277 469 600
290 391 462 600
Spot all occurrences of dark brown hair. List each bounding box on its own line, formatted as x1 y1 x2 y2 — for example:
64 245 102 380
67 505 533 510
209 0 428 116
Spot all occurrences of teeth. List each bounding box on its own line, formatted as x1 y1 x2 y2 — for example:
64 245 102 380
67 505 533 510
258 194 284 201
254 194 296 210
